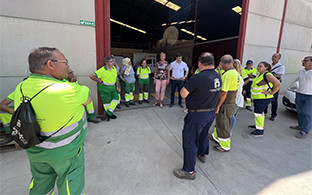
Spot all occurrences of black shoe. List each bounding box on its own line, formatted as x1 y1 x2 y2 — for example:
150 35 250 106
179 104 184 108
144 99 149 103
139 101 143 104
116 104 121 109
169 103 174 108
98 115 109 121
248 125 256 129
87 118 101 123
129 102 136 105
250 130 264 137
269 116 276 121
246 106 253 111
125 103 130 107
109 114 117 119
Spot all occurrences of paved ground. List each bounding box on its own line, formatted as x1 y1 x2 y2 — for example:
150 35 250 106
1 94 311 194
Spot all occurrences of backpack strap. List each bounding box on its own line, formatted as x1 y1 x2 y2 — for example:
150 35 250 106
263 72 272 91
271 65 282 72
41 115 75 141
30 83 55 101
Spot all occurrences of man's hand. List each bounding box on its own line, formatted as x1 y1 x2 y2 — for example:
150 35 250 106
116 86 120 92
216 106 220 114
182 76 186 81
166 80 169 85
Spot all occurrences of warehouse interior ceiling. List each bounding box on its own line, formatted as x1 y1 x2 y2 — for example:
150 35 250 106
111 0 242 49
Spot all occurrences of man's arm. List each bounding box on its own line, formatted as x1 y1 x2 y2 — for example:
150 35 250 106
89 73 102 84
83 96 92 106
0 99 14 114
215 91 227 114
180 87 189 99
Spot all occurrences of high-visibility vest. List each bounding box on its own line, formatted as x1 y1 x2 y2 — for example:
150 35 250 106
251 72 274 99
94 66 117 85
137 66 151 79
242 67 257 80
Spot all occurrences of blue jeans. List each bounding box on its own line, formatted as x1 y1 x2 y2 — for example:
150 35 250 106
230 106 239 134
170 80 183 105
182 111 215 172
296 92 312 134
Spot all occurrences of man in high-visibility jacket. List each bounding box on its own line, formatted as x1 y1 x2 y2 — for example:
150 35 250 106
90 56 120 120
211 55 240 152
242 60 257 111
13 47 92 194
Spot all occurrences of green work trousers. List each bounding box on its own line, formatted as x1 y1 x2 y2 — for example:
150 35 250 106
29 147 85 195
98 84 119 116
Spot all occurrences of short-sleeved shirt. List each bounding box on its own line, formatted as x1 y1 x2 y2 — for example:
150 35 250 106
7 92 15 101
170 60 189 79
184 69 222 110
242 67 257 81
221 69 241 92
271 62 285 78
94 66 117 84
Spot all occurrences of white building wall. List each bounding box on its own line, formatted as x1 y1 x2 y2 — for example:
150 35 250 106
242 0 312 92
0 0 98 112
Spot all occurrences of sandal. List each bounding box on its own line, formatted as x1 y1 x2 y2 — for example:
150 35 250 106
160 104 163 108
213 145 229 152
153 102 159 107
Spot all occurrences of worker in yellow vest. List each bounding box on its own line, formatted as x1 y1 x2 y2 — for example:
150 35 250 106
242 60 257 111
13 47 92 194
248 61 280 136
137 59 151 104
0 92 14 145
90 56 120 120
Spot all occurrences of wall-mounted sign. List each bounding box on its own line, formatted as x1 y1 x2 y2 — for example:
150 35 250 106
80 20 95 26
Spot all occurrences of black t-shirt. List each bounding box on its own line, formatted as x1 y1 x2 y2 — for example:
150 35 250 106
185 69 222 110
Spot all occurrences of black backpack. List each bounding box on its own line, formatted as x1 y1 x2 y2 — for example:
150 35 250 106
10 83 54 149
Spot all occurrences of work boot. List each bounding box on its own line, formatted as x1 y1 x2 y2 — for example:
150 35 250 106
125 103 130 107
129 102 136 105
197 155 206 163
139 101 143 104
248 125 256 129
246 106 253 111
109 114 117 119
144 99 149 103
98 115 109 121
87 118 101 123
116 104 121 109
250 130 264 137
173 168 196 180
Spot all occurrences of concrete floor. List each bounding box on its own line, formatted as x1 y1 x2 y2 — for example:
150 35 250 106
0 96 311 194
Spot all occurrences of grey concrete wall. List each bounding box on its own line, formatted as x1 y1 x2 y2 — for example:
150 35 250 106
0 0 98 112
242 0 312 93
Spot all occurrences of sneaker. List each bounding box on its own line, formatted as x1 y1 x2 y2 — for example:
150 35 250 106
197 155 206 163
129 102 136 105
213 145 230 152
289 125 302 130
269 116 276 121
296 131 307 139
144 99 149 103
169 103 174 108
173 168 196 180
87 118 101 123
248 125 256 129
125 103 130 107
179 104 184 108
246 106 253 111
109 114 117 119
250 130 264 137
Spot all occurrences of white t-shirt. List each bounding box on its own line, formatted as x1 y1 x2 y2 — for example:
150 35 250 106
297 68 312 95
235 76 244 108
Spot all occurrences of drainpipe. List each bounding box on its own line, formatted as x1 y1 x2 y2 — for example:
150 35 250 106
236 0 250 61
277 0 288 53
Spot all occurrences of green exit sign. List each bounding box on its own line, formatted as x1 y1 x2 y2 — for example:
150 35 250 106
80 20 95 26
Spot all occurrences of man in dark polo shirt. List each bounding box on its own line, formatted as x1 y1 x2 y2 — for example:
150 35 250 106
173 52 222 180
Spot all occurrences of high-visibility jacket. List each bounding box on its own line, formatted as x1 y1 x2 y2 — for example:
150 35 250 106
242 67 257 81
13 74 90 162
95 66 117 85
251 72 274 99
137 66 151 84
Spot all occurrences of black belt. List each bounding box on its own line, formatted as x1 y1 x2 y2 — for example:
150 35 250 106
188 108 215 112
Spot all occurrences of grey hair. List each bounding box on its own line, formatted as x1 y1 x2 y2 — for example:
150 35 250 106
104 56 112 64
220 55 233 64
28 47 58 73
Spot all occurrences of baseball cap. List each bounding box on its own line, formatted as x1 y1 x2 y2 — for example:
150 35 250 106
246 60 253 64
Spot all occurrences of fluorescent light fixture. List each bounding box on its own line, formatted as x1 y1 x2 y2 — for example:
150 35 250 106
171 22 178 25
154 0 181 11
181 28 207 41
232 6 242 15
166 2 181 11
162 20 195 27
110 19 146 34
154 0 168 5
178 21 185 24
162 23 167 26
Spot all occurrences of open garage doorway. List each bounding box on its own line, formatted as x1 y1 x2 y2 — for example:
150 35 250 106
110 0 244 71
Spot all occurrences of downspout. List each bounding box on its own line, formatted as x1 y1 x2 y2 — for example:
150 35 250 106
95 0 111 115
236 0 250 61
277 0 288 53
